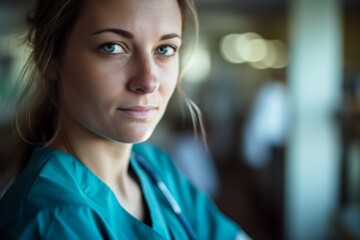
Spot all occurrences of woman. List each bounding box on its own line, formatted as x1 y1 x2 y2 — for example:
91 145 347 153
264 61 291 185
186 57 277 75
0 0 251 239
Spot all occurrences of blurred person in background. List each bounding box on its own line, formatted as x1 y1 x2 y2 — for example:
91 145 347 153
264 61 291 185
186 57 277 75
242 77 289 168
170 117 221 198
0 0 251 239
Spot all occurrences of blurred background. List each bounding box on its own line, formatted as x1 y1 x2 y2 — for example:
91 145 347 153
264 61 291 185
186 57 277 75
1 0 359 239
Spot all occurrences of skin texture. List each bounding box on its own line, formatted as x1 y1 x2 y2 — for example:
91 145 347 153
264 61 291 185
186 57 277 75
49 0 182 220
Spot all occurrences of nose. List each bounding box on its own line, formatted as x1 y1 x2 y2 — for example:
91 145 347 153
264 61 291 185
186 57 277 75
128 53 160 94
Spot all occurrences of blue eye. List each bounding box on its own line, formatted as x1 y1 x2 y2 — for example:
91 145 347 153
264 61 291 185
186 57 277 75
156 45 176 56
99 43 124 54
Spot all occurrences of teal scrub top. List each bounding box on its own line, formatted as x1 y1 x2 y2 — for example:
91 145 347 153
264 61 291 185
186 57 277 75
0 143 244 239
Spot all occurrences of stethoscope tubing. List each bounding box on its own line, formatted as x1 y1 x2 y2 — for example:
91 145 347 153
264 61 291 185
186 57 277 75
132 152 198 240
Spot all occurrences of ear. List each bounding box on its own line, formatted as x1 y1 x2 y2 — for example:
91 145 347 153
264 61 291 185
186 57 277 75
44 60 60 81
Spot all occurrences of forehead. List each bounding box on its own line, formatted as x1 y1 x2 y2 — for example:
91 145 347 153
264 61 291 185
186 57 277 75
75 0 182 35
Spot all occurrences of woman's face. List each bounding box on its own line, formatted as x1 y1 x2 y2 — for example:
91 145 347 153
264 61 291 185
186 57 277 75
57 0 182 143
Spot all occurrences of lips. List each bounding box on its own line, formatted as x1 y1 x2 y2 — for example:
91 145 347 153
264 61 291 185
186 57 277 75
116 106 157 119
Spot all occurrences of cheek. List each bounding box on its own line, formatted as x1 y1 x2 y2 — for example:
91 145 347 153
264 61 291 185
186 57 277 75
60 68 91 106
60 54 115 99
162 60 179 96
59 64 107 119
161 73 178 105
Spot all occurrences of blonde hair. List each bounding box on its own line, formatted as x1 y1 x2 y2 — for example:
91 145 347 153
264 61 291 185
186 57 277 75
0 0 203 188
177 0 206 144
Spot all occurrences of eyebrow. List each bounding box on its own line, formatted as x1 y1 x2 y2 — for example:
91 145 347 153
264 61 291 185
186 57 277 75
92 28 181 41
92 28 134 38
160 33 182 41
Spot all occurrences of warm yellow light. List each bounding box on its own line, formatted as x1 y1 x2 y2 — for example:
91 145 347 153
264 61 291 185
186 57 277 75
246 38 268 62
220 34 245 64
219 32 287 69
262 40 277 67
235 32 263 62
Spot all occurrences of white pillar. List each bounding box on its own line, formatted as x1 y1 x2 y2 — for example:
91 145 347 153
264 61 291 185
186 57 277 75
286 0 342 239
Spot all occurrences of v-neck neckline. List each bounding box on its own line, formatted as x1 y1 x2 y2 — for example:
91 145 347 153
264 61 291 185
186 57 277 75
129 154 171 239
127 159 152 226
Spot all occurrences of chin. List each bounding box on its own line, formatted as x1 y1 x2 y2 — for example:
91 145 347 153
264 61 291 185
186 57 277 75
114 128 155 144
128 134 152 144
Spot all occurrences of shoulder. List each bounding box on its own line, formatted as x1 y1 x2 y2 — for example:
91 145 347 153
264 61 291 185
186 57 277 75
0 147 92 228
132 143 243 239
0 204 106 239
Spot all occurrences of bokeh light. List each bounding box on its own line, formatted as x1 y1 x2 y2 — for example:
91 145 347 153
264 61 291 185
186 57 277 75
220 32 288 69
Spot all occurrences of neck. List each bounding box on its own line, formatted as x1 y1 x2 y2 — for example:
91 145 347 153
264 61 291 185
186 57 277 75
48 117 133 193
48 112 148 221
49 130 147 220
